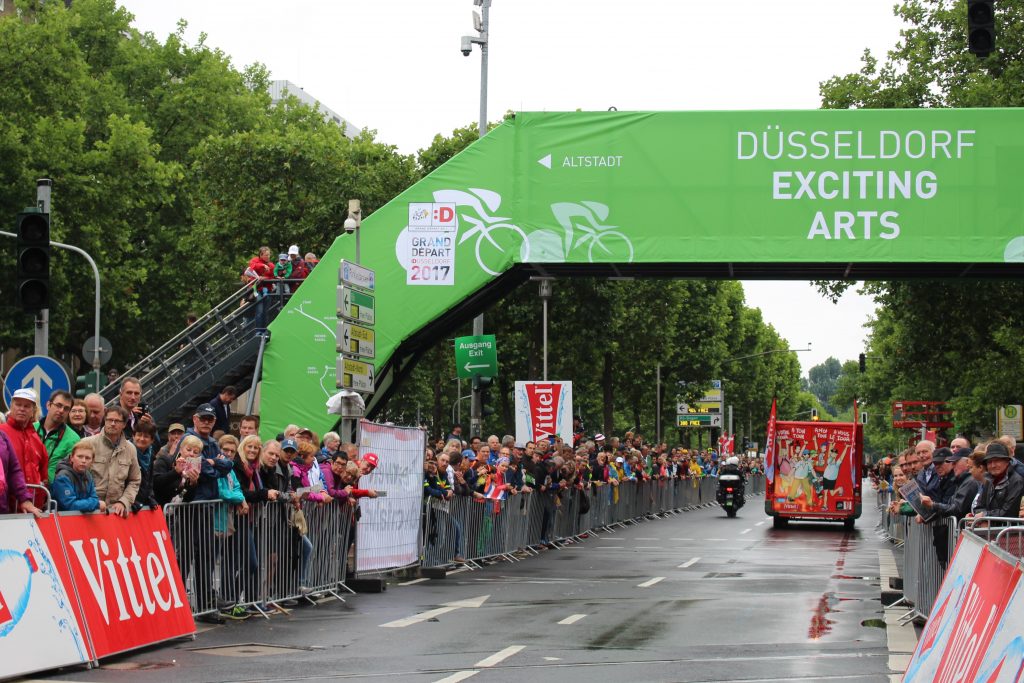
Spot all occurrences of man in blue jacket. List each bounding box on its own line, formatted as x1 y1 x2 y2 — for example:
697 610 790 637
177 403 234 622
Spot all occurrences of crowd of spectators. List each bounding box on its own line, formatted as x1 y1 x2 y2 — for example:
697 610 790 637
420 430 762 554
870 435 1024 570
0 378 378 623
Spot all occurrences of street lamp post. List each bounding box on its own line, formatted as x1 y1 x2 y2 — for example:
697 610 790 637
531 277 554 380
462 0 491 437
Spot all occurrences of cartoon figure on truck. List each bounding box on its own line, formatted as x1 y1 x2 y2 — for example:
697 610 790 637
765 420 862 530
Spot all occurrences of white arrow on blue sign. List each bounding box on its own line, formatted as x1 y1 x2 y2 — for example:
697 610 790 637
4 355 71 410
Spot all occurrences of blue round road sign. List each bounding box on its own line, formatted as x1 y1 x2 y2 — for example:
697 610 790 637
4 355 71 409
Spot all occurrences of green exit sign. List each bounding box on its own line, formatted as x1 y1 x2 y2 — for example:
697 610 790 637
454 334 498 379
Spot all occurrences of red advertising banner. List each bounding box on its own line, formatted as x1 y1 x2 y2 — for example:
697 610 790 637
905 534 1024 682
932 546 1021 681
36 510 195 659
771 421 859 517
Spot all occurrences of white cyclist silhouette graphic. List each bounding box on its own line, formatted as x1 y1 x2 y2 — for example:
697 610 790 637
425 188 634 276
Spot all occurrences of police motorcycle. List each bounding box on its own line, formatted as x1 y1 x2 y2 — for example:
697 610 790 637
717 456 745 517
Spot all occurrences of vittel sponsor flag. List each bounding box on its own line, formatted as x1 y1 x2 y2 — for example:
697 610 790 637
514 381 573 447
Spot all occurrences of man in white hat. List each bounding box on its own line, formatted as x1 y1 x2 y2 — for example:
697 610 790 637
0 388 49 509
287 244 310 283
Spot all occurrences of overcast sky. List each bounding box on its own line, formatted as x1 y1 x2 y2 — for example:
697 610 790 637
118 0 904 375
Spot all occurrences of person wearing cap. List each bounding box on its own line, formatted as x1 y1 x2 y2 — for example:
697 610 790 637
79 405 140 518
358 451 380 477
177 403 233 502
151 423 190 506
296 427 317 447
273 251 292 281
0 400 41 516
973 442 1024 520
1 388 49 510
36 389 81 483
919 448 979 519
288 245 310 283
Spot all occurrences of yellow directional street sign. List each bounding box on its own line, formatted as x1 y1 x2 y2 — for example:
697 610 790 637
336 357 375 393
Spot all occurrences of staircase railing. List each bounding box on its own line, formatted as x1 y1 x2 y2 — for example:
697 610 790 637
100 280 299 423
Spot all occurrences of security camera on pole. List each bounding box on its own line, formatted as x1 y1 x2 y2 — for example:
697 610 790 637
461 0 491 437
337 198 376 443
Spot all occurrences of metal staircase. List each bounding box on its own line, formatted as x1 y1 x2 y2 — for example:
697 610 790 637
100 282 297 427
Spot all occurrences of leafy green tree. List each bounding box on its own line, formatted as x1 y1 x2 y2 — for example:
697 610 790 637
806 357 843 414
818 0 1024 443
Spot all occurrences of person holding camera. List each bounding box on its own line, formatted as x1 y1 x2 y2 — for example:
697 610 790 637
117 376 155 442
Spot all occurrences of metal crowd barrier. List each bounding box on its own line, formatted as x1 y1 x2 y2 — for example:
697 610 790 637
748 473 766 495
27 483 57 513
874 486 962 621
422 477 725 569
164 499 352 617
963 517 1024 561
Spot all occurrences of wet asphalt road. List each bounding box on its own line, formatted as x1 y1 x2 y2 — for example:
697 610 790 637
29 493 895 683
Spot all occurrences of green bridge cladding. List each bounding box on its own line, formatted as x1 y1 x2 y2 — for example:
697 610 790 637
261 108 1024 437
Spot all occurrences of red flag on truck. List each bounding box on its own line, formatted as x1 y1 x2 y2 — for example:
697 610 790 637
765 397 778 483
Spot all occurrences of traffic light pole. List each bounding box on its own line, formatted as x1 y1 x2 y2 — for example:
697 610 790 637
470 315 483 437
1 236 102 385
34 180 51 357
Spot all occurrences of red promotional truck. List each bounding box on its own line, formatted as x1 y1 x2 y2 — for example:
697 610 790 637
764 420 863 530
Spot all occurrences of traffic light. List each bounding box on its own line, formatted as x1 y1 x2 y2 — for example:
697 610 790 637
858 353 866 373
16 208 50 313
967 0 995 57
75 371 106 398
472 375 495 418
811 408 819 421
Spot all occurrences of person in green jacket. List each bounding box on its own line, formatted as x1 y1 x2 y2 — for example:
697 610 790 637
37 390 81 482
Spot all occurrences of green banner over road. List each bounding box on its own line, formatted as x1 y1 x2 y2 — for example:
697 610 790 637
454 335 498 379
261 109 1024 437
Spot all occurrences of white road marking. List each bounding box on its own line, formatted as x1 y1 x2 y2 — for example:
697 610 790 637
755 520 767 526
558 613 588 625
635 546 662 549
678 557 701 568
635 537 660 540
380 594 490 628
447 566 471 575
434 670 479 683
637 576 666 588
397 578 430 586
740 528 752 535
475 645 525 668
671 537 694 541
543 656 561 661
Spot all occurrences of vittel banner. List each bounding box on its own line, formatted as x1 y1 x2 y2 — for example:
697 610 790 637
35 509 195 660
514 381 573 447
0 516 90 679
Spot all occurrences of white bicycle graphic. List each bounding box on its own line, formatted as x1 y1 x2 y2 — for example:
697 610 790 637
433 188 634 275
